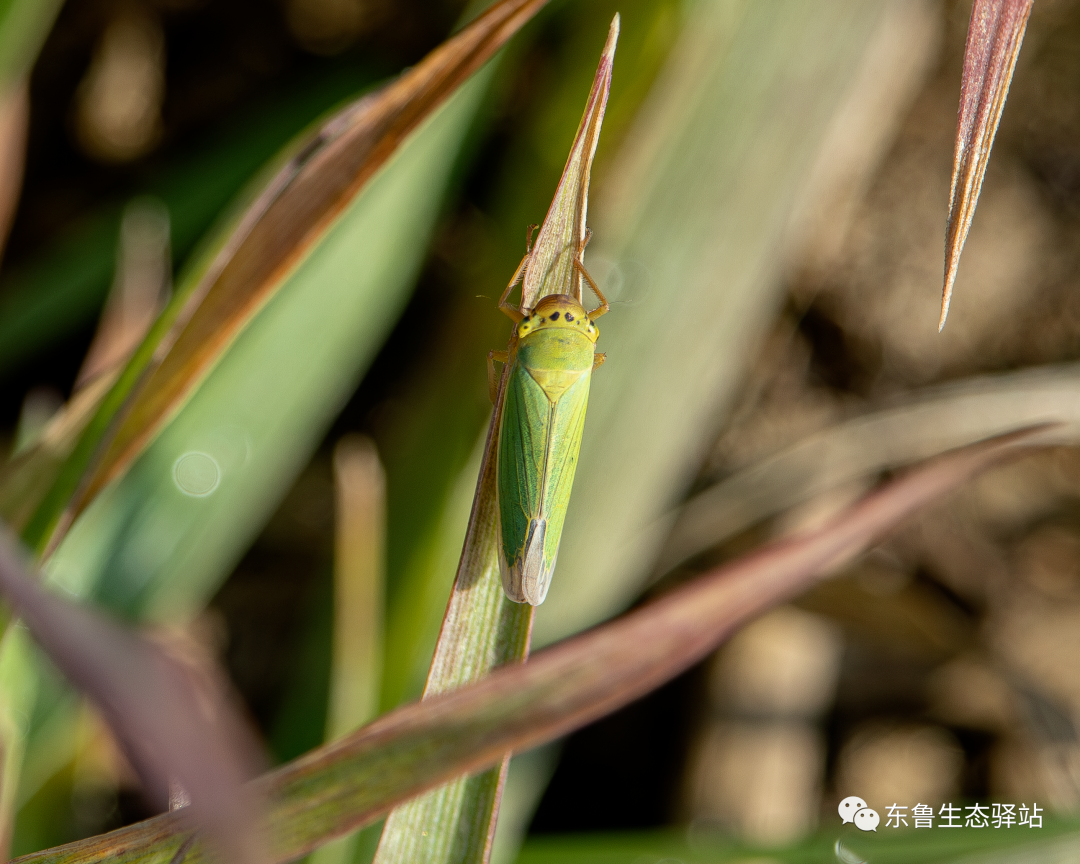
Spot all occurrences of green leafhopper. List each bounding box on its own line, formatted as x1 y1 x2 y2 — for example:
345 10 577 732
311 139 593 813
490 255 609 606
488 15 618 606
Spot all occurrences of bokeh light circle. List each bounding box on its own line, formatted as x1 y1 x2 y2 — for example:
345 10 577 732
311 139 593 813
173 452 221 497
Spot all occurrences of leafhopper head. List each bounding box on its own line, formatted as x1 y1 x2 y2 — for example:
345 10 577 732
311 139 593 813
517 295 599 343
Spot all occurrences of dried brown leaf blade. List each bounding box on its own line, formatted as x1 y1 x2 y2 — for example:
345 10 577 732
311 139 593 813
940 0 1032 329
660 364 1080 574
0 524 263 864
12 431 1038 864
24 0 552 556
520 15 618 310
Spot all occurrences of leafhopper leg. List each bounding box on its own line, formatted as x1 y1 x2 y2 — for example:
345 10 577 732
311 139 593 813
574 258 610 320
593 352 606 370
498 253 529 323
487 349 509 404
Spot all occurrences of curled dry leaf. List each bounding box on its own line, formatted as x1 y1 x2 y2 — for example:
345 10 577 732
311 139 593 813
24 0 553 557
940 0 1033 329
13 430 1042 864
0 524 263 864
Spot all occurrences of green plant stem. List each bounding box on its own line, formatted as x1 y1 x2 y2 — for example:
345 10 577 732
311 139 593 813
371 374 534 864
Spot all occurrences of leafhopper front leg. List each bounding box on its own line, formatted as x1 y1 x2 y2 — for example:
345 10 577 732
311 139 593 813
593 352 606 370
574 258 610 320
498 225 540 321
488 349 509 404
498 253 529 323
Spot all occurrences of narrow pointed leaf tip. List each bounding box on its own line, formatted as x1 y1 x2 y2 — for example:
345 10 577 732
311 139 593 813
940 0 1032 330
0 524 264 864
521 14 618 310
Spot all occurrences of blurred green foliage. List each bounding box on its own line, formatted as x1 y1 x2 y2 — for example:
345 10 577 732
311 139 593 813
0 0 62 85
0 60 390 376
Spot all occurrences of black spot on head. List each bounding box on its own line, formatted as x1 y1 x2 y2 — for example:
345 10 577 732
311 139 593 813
550 311 560 320
565 312 574 321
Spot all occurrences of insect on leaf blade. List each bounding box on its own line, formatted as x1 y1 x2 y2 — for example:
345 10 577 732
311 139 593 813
496 15 618 607
373 16 619 864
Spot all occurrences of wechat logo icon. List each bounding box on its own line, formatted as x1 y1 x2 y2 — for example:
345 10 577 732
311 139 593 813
839 796 879 832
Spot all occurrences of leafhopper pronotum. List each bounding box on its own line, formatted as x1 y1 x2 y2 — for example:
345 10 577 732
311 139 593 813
489 17 618 605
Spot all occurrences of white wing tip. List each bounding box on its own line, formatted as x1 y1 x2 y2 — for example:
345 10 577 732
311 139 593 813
500 519 556 606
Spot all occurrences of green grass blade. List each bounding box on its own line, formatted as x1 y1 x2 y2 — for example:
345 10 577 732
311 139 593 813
8 432 1035 864
20 0 553 558
310 437 387 864
0 376 116 531
0 0 62 86
0 66 392 536
0 625 39 858
44 69 490 622
370 404 532 863
328 437 386 741
0 73 486 854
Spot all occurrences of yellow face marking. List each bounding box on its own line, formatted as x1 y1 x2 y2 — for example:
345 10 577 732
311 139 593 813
517 294 599 343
